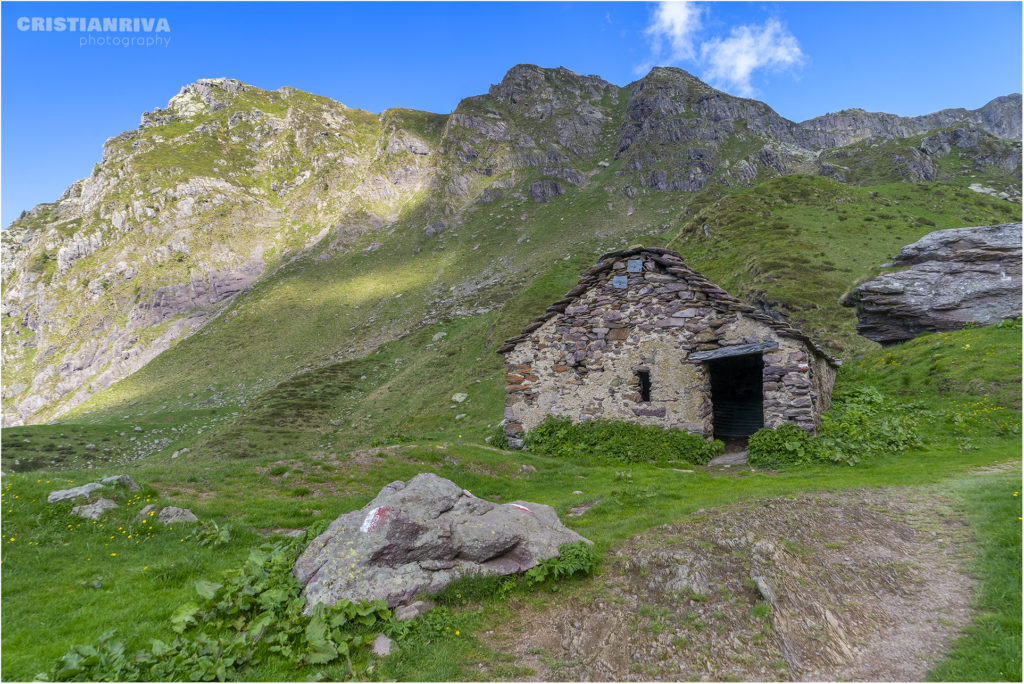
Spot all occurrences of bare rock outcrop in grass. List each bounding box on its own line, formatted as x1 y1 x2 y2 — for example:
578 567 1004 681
293 473 589 611
847 223 1022 344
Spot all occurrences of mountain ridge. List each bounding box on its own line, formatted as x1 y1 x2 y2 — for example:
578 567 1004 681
2 64 1020 426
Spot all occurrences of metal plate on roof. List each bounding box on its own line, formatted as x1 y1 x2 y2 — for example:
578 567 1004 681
612 275 628 289
627 259 643 273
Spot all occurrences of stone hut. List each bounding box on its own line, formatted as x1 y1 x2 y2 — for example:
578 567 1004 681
497 247 839 449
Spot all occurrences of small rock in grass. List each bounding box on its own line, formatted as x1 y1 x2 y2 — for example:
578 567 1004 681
271 528 305 538
568 500 602 517
451 393 468 403
394 600 436 621
573 490 583 495
48 482 105 503
137 504 157 520
455 414 467 420
72 498 119 520
158 506 199 524
371 633 394 657
101 474 140 490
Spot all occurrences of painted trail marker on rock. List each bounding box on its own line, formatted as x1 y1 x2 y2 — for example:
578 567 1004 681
293 473 589 611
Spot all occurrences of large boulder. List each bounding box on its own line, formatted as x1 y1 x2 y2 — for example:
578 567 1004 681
293 473 589 611
846 223 1021 344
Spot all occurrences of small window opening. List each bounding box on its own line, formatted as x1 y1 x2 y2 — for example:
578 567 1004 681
637 371 652 402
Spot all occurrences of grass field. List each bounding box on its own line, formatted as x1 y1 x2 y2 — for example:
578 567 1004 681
2 322 1020 680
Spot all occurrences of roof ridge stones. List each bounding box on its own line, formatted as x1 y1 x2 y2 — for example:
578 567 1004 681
497 246 839 367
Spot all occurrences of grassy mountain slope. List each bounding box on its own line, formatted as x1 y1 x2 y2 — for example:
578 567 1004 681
668 175 1021 355
3 177 1015 470
2 80 447 425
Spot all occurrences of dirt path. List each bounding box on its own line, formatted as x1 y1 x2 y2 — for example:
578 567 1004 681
480 486 976 681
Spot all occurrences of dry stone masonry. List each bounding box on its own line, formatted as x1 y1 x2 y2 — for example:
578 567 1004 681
498 247 838 447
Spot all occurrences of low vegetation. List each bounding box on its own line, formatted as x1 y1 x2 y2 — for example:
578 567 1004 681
524 416 724 466
748 386 922 468
928 472 1023 682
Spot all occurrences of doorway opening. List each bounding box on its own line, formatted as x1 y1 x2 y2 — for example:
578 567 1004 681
707 353 764 441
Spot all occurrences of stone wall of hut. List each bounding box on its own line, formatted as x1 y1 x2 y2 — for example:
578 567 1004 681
501 251 836 448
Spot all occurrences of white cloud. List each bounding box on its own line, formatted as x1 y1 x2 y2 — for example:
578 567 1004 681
636 3 804 96
699 19 804 97
637 0 702 74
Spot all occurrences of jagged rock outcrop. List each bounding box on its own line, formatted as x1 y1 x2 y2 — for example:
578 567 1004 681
293 473 589 610
818 122 1022 186
845 223 1022 344
528 179 566 202
613 68 819 189
800 93 1022 147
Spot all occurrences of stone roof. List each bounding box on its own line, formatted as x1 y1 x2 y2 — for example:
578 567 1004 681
497 246 840 367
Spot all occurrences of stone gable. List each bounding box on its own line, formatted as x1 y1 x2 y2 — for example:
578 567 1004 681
499 247 838 448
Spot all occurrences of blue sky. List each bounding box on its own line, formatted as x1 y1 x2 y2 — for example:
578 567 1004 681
2 1 1021 227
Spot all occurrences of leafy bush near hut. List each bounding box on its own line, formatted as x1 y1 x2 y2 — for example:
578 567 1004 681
748 386 922 468
525 416 723 465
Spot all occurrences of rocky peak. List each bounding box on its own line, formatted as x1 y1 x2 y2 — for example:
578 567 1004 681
488 64 616 116
614 66 811 190
139 78 256 128
624 67 715 120
975 94 1023 139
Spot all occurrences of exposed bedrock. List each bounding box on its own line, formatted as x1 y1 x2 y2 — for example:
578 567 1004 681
846 223 1022 344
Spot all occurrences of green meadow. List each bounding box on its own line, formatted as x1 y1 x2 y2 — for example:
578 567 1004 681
2 322 1019 680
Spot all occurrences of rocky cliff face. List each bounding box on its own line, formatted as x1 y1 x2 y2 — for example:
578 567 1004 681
2 66 1021 425
2 78 446 425
845 223 1022 344
799 94 1023 147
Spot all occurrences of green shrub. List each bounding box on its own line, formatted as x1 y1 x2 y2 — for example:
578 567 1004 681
524 417 722 465
525 541 598 587
488 424 509 450
747 386 922 468
747 424 816 468
815 386 921 464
